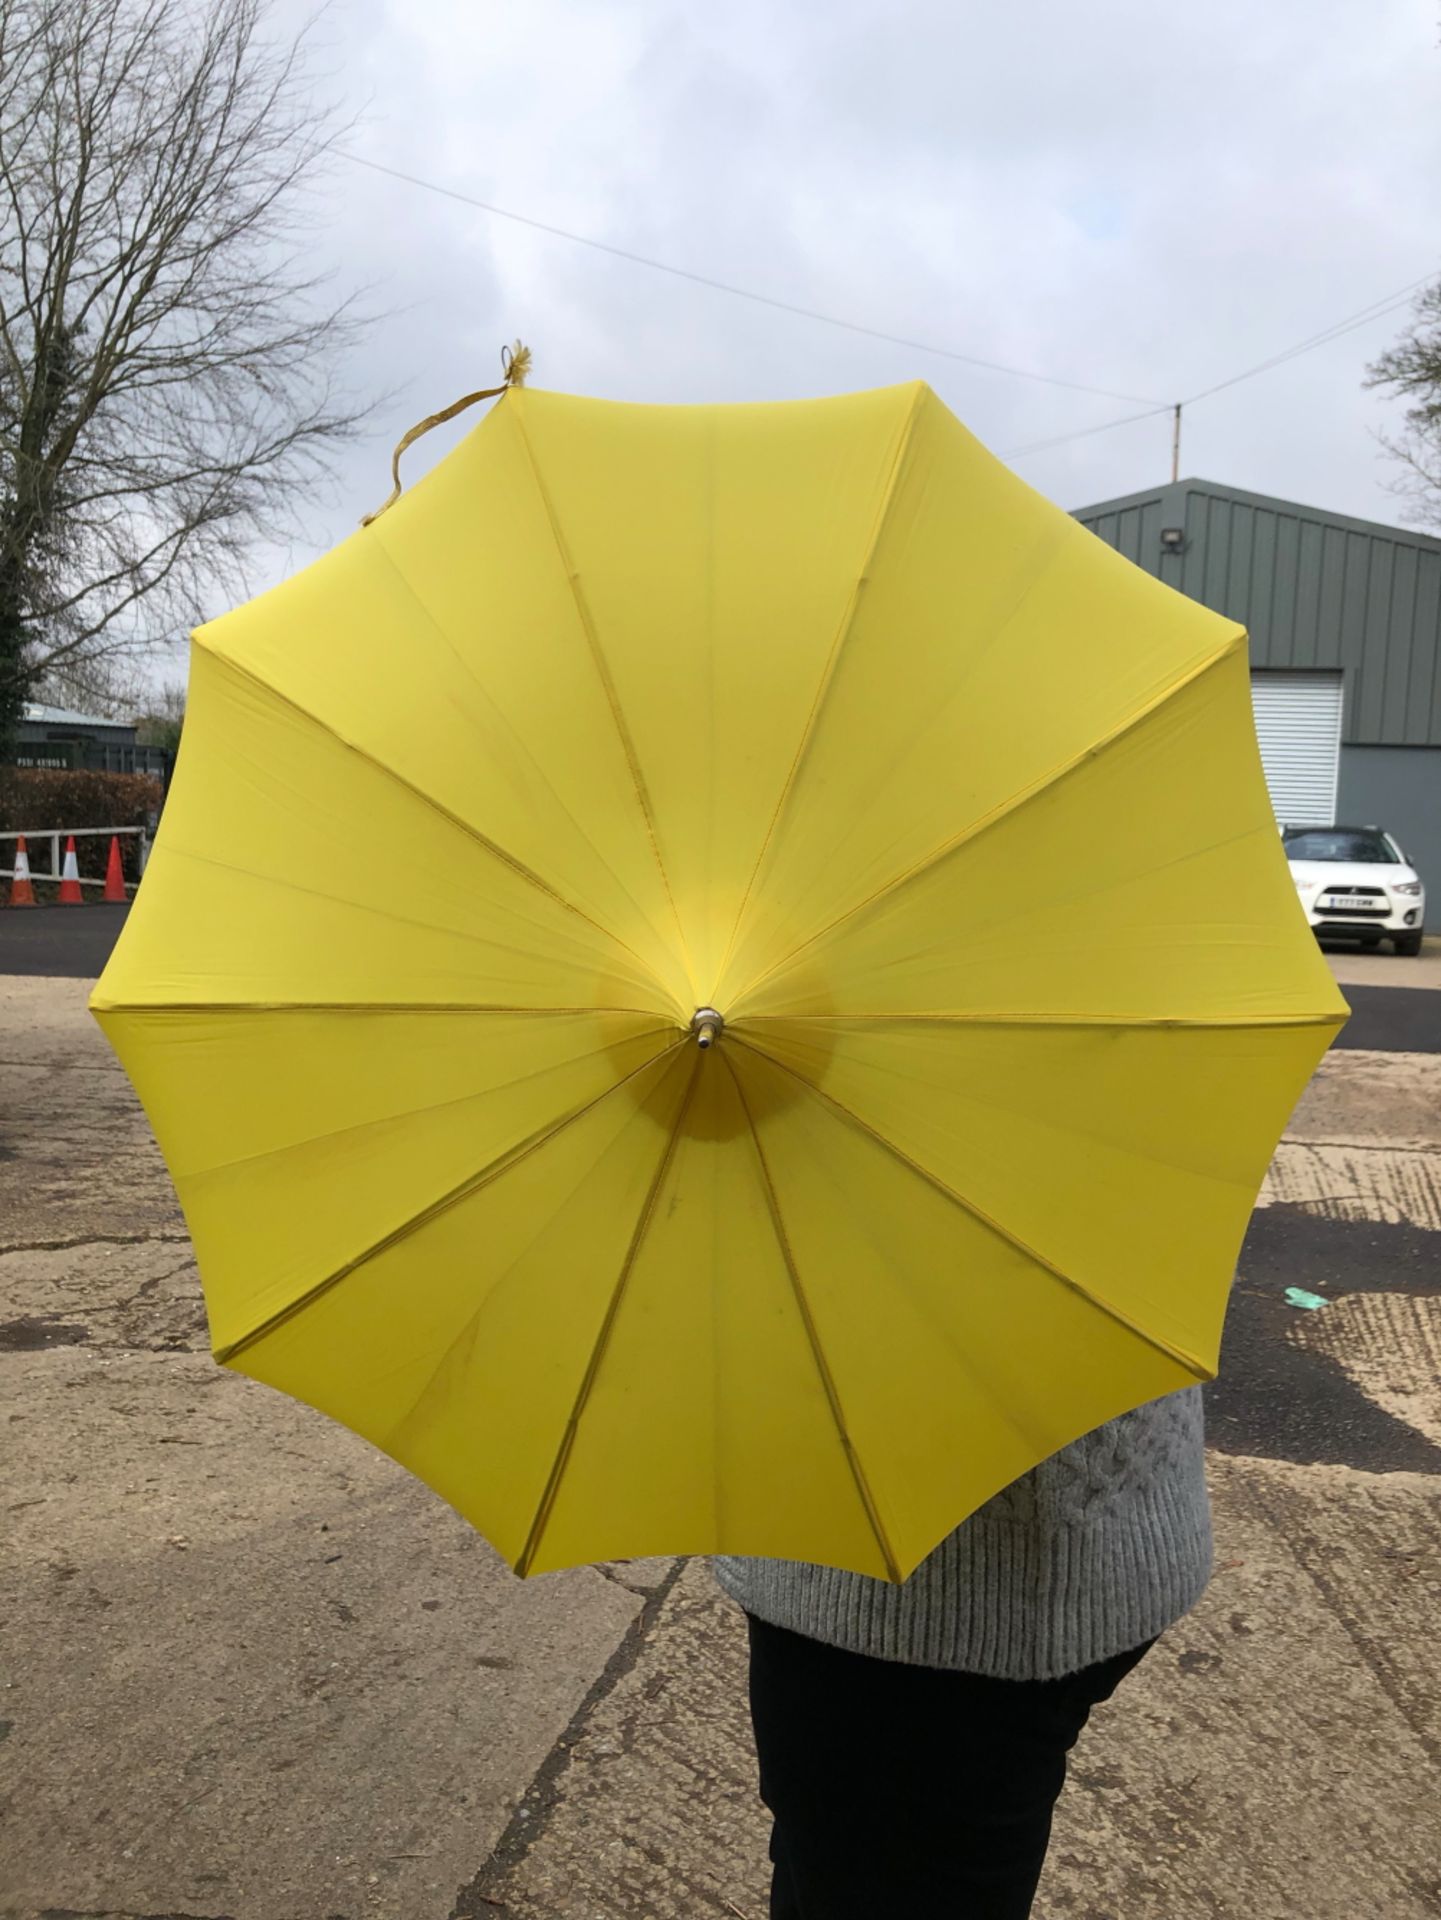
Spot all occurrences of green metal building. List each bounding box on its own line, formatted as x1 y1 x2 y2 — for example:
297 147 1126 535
14 701 168 777
1074 477 1441 892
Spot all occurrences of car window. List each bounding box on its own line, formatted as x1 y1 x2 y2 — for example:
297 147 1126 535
1283 830 1399 864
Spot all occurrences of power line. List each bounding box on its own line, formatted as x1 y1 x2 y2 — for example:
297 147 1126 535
342 150 1165 406
1003 268 1437 462
343 148 1435 469
1180 272 1436 405
1003 404 1172 460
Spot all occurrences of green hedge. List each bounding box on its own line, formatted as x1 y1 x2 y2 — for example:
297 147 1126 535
1 767 163 882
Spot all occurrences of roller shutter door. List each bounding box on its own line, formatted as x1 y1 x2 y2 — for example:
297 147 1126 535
1249 671 1343 826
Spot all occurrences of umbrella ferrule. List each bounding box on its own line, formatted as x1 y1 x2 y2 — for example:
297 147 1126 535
692 1007 724 1050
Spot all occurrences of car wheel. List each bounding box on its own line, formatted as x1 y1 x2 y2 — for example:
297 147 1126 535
1394 931 1424 957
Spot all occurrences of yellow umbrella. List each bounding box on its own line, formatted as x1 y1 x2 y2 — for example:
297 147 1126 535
92 375 1347 1582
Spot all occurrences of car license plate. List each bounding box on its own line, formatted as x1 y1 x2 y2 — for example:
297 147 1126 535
1323 894 1378 911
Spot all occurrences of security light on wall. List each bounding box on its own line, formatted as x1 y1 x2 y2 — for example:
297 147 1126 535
1160 527 1185 551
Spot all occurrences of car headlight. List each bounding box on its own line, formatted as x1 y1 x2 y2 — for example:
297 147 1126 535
1393 881 1422 896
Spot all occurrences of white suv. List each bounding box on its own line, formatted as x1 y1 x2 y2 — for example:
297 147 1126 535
1284 825 1427 957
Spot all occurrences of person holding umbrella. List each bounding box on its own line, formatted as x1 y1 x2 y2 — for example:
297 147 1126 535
94 366 1343 1920
717 1384 1207 1917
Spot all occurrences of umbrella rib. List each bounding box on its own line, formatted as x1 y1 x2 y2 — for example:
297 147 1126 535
97 1001 676 1017
191 635 663 986
712 384 925 996
729 1033 1211 1383
211 1036 688 1367
727 632 1247 1013
738 1011 1348 1030
514 1047 704 1578
505 405 695 984
721 1049 905 1584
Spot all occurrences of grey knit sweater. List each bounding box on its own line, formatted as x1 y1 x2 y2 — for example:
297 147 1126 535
713 1387 1212 1682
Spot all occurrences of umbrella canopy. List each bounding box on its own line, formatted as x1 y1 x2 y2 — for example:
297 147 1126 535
92 381 1347 1581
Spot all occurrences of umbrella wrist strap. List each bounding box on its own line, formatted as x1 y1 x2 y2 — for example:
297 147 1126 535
362 340 531 526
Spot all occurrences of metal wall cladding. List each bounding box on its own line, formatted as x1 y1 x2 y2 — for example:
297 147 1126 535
1076 481 1441 748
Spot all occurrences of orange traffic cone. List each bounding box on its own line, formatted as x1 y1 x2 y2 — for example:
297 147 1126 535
102 835 127 903
57 835 85 905
7 835 37 907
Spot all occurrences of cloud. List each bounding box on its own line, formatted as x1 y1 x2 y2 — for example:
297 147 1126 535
238 0 1439 613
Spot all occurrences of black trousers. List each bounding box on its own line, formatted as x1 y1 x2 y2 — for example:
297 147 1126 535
746 1613 1152 1920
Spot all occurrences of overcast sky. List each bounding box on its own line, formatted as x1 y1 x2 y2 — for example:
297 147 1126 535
256 0 1439 596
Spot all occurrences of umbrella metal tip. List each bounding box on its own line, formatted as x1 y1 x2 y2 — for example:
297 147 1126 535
692 1007 724 1049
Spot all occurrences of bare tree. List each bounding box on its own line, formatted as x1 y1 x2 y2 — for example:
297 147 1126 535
35 640 168 716
134 673 186 755
0 0 372 748
1367 280 1441 531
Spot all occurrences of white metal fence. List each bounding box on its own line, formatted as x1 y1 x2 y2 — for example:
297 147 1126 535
1 825 150 892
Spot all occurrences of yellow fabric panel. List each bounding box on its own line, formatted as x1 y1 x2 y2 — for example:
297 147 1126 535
737 1014 1334 1373
93 644 669 1014
513 384 917 998
97 1006 675 1353
195 403 688 1009
236 1045 697 1568
736 646 1348 1023
730 1043 1196 1578
717 390 1244 1005
525 1045 888 1577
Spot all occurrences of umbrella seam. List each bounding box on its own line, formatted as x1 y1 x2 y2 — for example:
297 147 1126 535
728 1032 1212 1384
711 382 926 1001
168 1029 679 1181
189 635 665 988
714 509 1075 990
106 841 668 1010
139 839 610 955
742 1031 1292 1198
362 528 687 993
716 1071 1071 1533
725 630 1249 1013
211 1037 689 1366
504 399 697 993
514 1047 704 1578
722 1049 905 1584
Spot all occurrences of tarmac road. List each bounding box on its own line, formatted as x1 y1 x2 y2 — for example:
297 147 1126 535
1217 1206 1439 1473
0 902 129 980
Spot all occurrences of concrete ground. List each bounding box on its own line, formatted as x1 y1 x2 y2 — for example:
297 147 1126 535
1 922 1437 1920
1323 932 1441 991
